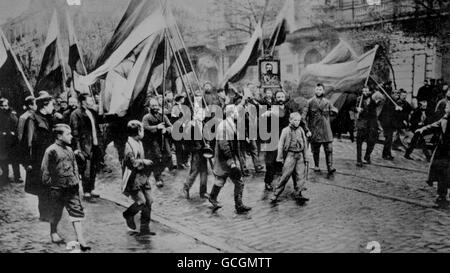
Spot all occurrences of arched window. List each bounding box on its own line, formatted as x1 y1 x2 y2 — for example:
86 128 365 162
304 49 322 67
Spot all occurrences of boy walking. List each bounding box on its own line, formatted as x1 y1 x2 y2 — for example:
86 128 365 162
41 124 90 251
271 113 309 203
122 121 156 236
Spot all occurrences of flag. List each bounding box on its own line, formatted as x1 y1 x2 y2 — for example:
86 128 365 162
67 10 84 74
80 8 166 117
0 30 32 111
80 9 165 86
66 10 90 95
268 0 298 49
149 2 193 95
95 0 158 68
220 24 262 87
35 11 63 96
298 41 379 106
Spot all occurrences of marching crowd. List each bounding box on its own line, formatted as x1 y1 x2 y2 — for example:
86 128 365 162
0 78 449 251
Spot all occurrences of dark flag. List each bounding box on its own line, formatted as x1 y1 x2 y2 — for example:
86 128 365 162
0 30 33 112
66 9 90 94
220 24 262 87
79 9 166 117
95 0 158 69
35 11 63 96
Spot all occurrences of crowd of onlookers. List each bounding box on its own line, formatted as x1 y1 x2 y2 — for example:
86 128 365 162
332 79 449 162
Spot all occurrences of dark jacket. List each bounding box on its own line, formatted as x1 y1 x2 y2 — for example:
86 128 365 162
41 141 80 189
0 109 18 161
70 107 101 158
410 109 432 132
417 85 432 103
421 116 450 184
24 112 55 195
213 118 242 178
379 100 402 129
355 95 380 130
142 111 172 160
304 97 337 143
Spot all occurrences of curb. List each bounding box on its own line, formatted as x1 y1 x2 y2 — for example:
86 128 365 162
99 193 258 253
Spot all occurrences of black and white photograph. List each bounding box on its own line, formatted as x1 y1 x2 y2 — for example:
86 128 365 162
0 0 449 258
259 59 281 87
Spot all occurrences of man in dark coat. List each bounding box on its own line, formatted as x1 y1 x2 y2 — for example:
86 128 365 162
62 97 78 125
355 87 383 167
171 94 189 169
17 96 36 172
24 92 56 222
0 98 20 183
404 100 433 161
208 104 252 214
303 84 338 175
333 91 357 142
416 101 450 205
379 91 403 160
142 98 173 188
392 89 413 151
182 120 209 199
70 94 102 199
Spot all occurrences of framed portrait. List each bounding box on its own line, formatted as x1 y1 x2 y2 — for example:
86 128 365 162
259 58 281 88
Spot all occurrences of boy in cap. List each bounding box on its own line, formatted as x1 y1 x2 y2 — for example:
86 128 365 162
41 124 90 251
122 120 156 236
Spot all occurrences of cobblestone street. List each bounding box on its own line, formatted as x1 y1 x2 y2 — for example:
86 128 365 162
0 182 218 253
1 139 450 253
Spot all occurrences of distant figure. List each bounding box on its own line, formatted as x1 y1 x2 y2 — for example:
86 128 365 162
415 102 450 205
355 87 383 167
304 84 338 175
0 98 20 183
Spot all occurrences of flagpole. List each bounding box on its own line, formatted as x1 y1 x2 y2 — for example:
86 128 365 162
161 30 167 146
65 8 94 98
160 1 200 105
165 29 196 99
164 2 209 106
370 75 400 108
53 11 68 96
0 29 34 97
270 21 282 57
260 0 270 54
364 45 379 86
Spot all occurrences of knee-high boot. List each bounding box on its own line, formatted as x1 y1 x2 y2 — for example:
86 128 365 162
140 205 156 235
123 203 144 230
325 152 336 174
312 149 320 169
234 183 251 214
208 185 223 211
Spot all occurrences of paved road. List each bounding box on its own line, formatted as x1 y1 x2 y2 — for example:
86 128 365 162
2 139 449 253
94 139 450 253
0 182 218 253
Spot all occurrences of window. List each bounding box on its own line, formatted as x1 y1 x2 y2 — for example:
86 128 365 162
286 64 293 74
304 49 322 67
